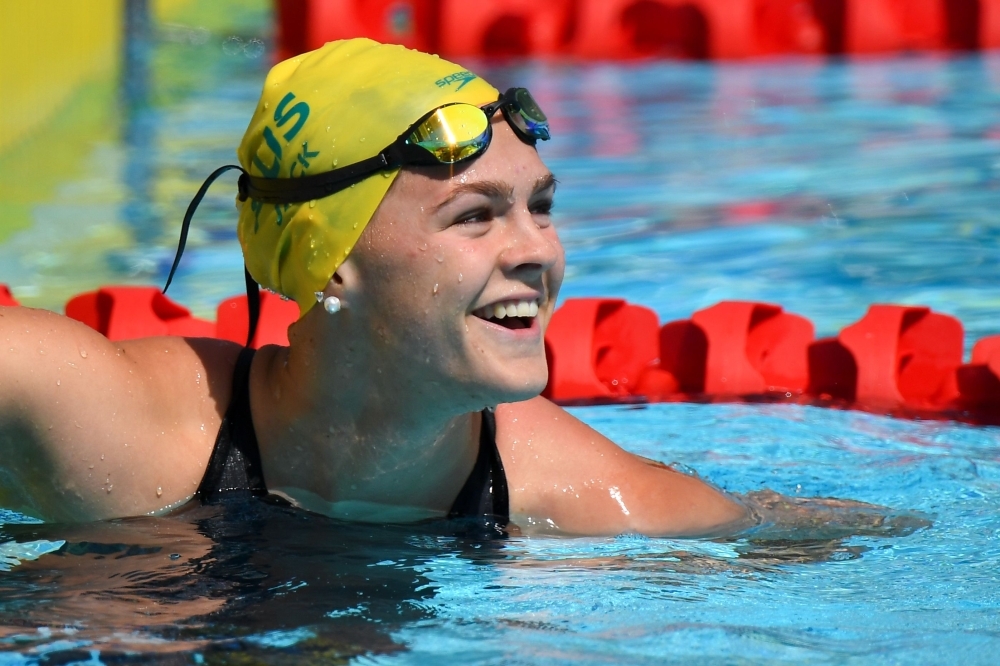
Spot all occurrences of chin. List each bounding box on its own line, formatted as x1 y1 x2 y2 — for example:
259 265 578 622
473 357 549 406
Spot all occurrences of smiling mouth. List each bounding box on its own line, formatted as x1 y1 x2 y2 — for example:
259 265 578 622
472 299 541 330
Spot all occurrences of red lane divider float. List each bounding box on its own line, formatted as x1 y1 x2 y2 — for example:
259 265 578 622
438 0 574 58
275 0 1000 61
541 296 1000 423
3 284 1000 423
65 287 216 340
543 298 660 402
275 0 441 61
956 336 1000 408
0 285 18 307
61 286 298 348
215 291 300 348
839 305 962 409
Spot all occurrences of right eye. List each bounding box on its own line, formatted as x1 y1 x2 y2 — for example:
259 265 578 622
530 200 554 216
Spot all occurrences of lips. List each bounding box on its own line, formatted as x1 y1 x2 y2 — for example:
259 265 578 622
472 298 540 330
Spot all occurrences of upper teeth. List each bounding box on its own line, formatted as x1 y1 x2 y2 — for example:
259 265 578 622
475 299 540 320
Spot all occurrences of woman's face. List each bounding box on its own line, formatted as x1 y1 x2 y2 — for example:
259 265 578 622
346 117 565 407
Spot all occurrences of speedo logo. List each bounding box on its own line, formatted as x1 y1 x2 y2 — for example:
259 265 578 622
435 70 477 90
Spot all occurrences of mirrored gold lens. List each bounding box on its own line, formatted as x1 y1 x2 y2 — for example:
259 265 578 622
407 104 491 163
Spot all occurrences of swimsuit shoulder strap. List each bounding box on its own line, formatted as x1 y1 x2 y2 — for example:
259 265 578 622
447 409 510 524
198 346 268 503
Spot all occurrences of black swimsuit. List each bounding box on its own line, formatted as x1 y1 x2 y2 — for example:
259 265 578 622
198 347 510 525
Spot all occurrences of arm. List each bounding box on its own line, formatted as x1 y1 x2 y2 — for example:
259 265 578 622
0 306 238 521
496 396 750 537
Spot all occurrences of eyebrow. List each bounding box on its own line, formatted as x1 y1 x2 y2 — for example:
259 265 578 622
533 173 558 197
434 180 512 212
434 173 557 212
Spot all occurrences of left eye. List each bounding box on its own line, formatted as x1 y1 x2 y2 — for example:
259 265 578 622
455 209 492 225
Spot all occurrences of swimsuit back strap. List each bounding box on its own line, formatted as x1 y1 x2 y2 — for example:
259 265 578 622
198 347 268 502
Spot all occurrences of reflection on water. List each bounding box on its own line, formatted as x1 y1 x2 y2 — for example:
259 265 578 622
1 502 456 662
0 487 932 663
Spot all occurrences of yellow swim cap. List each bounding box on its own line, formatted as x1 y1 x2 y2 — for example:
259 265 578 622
237 39 499 315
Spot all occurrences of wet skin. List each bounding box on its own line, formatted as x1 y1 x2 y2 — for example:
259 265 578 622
0 117 749 535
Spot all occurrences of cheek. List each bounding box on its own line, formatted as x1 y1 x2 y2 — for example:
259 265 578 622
428 243 489 313
545 230 567 287
360 246 480 335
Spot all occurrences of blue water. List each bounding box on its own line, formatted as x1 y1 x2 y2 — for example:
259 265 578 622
2 12 1000 665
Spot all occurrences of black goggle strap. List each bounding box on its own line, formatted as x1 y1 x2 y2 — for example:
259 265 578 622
164 164 262 349
163 164 248 294
241 149 401 205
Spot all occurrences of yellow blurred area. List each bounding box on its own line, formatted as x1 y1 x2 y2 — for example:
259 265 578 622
0 0 269 246
0 0 123 155
152 0 196 23
0 0 123 244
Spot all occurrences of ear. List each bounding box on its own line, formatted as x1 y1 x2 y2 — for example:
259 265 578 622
318 256 361 301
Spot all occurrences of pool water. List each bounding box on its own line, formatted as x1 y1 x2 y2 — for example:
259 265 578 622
2 10 1000 665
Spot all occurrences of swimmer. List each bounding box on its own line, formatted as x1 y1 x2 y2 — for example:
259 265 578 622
0 40 753 534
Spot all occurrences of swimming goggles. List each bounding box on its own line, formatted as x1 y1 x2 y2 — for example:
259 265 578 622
239 86 550 205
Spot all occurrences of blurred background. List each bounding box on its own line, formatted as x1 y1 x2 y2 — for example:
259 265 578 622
1 0 999 347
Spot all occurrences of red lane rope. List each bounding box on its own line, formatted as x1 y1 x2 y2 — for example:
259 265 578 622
3 285 999 424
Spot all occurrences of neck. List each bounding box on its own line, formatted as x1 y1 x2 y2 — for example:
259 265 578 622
251 311 482 521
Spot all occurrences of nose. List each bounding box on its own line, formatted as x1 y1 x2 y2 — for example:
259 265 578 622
498 206 562 282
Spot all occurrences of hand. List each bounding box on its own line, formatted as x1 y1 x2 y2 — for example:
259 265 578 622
736 489 932 542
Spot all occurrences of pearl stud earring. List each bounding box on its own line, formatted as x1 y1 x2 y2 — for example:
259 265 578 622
323 296 342 314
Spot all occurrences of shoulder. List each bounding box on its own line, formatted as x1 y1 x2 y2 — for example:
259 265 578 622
1 305 242 418
492 396 749 536
493 396 629 482
0 305 243 520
